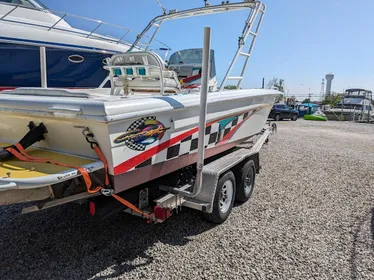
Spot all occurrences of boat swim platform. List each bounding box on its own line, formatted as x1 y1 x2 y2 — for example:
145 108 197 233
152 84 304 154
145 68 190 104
0 142 96 178
0 142 104 190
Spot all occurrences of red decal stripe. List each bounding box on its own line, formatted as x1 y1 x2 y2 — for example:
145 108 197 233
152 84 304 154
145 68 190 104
114 126 199 175
0 87 16 91
113 108 261 175
218 108 260 145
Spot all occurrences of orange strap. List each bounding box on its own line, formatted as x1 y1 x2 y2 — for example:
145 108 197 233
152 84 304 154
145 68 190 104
5 142 149 219
6 144 96 193
93 146 110 186
112 193 150 219
15 143 52 161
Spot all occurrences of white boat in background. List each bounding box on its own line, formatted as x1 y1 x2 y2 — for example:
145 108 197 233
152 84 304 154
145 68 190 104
0 0 169 89
0 1 281 209
323 88 374 122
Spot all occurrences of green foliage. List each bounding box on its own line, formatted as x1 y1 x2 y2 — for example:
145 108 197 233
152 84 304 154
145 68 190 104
321 94 342 107
267 77 285 92
302 98 311 104
224 85 237 90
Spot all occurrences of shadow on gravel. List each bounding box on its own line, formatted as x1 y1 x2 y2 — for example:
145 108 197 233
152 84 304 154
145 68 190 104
0 203 217 280
349 209 374 280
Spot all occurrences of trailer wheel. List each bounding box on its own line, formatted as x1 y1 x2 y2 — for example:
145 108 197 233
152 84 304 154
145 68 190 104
235 160 256 202
203 171 236 224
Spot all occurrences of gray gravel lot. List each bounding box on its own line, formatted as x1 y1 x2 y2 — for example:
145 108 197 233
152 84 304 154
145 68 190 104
1 119 373 280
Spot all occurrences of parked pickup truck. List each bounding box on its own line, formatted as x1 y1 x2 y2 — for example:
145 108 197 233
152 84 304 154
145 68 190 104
268 104 299 121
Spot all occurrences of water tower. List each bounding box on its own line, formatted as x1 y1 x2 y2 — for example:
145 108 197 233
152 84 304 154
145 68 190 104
325 73 334 96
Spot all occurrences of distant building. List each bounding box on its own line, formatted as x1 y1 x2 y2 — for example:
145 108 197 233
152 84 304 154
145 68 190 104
325 73 334 96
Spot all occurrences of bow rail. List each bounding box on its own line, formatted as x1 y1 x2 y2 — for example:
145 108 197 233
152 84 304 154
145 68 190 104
0 2 169 51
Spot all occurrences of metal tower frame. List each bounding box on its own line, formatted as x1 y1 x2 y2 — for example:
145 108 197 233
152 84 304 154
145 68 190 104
219 2 266 89
128 1 266 91
320 78 325 98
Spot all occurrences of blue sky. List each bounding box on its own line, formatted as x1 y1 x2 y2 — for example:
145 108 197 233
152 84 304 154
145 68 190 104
44 0 374 101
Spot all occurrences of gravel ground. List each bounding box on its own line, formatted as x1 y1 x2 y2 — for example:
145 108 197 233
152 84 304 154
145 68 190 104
1 120 373 280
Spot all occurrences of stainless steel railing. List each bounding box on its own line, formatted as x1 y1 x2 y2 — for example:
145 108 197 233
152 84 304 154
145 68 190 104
0 3 170 50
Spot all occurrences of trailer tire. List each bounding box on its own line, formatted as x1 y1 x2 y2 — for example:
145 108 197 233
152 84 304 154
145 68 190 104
235 160 256 202
203 171 236 224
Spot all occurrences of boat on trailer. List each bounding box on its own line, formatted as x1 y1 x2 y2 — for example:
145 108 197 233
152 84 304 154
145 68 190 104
0 1 281 223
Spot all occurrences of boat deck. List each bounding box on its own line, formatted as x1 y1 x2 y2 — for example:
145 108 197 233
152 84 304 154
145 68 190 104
0 143 95 179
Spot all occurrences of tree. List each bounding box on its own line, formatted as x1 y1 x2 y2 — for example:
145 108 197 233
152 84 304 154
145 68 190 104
267 77 285 92
278 79 285 92
286 95 296 107
302 98 311 104
224 85 237 90
321 93 342 107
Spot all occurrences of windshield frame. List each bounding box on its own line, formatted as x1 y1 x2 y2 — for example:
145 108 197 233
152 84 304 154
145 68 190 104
0 0 48 10
169 49 210 65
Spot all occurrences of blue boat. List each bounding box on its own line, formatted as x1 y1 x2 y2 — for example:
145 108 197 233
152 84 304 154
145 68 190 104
0 0 168 89
296 103 319 118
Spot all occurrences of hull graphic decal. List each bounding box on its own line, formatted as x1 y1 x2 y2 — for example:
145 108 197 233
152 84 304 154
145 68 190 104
114 117 169 151
113 107 264 175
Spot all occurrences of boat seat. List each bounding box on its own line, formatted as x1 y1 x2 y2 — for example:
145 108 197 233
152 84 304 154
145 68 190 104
105 52 181 95
115 74 181 94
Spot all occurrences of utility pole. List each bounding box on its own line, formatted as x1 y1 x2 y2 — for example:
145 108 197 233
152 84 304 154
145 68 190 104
320 78 325 100
308 88 312 114
308 88 311 102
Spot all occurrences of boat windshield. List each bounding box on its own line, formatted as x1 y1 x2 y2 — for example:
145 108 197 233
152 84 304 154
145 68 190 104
169 49 207 65
168 48 216 79
341 98 363 105
0 0 48 9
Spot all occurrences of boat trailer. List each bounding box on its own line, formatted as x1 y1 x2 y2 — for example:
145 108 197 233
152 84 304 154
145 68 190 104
20 121 276 224
6 10 278 223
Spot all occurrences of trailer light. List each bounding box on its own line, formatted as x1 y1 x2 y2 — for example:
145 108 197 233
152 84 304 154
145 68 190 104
154 206 171 221
89 202 96 216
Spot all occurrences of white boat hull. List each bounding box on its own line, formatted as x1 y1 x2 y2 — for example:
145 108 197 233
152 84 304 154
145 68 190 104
0 88 280 194
323 109 374 121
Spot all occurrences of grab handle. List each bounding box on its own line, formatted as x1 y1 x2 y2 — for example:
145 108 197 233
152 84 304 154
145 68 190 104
48 107 82 115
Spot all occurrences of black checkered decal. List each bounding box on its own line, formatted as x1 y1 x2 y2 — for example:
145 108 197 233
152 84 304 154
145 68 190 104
167 145 180 159
231 118 238 126
208 132 218 144
223 128 231 137
190 138 198 151
181 135 192 142
125 116 156 151
131 111 252 170
127 116 156 131
135 158 153 169
164 122 221 161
